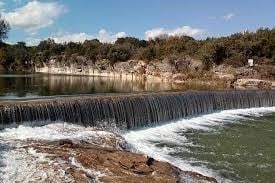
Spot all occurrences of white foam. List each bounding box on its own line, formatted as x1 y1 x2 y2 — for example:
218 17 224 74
0 122 120 147
124 107 275 181
0 122 119 182
70 157 105 182
0 146 74 183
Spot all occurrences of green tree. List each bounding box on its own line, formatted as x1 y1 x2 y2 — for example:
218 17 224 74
0 14 10 42
107 44 131 63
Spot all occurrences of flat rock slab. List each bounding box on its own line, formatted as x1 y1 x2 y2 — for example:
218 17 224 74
27 139 217 183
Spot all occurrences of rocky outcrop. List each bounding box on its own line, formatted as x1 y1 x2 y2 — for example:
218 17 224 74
35 57 204 82
234 79 275 89
35 58 275 88
24 134 217 183
172 73 187 83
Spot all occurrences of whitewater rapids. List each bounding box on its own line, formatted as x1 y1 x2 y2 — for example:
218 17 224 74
0 107 274 182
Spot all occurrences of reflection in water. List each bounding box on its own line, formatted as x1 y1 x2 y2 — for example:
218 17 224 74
0 73 216 99
0 73 166 99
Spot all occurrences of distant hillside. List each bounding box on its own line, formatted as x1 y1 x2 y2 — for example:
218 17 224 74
0 28 274 73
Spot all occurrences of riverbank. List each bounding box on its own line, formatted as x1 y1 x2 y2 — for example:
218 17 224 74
0 123 217 183
35 58 227 88
35 59 275 89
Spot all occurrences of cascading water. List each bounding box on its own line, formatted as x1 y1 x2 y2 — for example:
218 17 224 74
1 90 275 129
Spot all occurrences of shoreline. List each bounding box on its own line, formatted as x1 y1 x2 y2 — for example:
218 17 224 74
35 65 169 82
35 65 275 89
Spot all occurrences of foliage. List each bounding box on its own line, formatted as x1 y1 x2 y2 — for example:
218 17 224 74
0 14 10 42
1 26 275 71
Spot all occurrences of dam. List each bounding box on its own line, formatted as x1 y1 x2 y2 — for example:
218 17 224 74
1 90 275 129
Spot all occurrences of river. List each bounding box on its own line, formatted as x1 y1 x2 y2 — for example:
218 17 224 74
0 73 274 183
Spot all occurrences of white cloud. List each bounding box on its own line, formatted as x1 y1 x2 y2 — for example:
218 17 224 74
3 1 65 32
26 29 127 46
96 29 126 43
51 32 93 44
223 13 235 21
25 37 41 46
145 26 205 40
52 29 126 44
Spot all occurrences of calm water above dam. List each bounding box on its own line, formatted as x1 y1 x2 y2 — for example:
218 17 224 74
0 73 215 99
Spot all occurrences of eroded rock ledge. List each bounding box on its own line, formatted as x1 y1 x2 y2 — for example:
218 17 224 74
25 138 217 183
0 123 217 183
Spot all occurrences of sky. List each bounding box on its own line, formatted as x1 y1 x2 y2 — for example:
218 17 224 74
0 0 275 45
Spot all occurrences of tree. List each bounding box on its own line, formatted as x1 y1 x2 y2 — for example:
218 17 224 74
0 46 8 65
107 44 131 63
0 14 10 42
198 40 228 69
140 46 156 61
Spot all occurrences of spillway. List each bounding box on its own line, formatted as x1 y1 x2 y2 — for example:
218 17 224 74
1 90 275 129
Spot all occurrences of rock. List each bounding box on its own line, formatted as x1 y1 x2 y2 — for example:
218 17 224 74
234 79 273 89
161 72 173 79
214 72 235 80
235 67 260 79
95 59 112 71
172 73 187 83
27 137 217 183
133 60 146 74
146 64 157 75
146 157 155 166
155 61 175 73
58 139 74 146
114 61 131 73
114 60 143 74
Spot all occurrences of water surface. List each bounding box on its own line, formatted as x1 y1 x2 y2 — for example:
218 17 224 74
0 73 215 99
125 107 275 183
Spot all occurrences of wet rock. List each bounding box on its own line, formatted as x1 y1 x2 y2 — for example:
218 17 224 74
58 139 74 146
19 133 217 183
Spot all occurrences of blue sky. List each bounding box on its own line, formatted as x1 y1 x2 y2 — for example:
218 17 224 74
1 0 275 45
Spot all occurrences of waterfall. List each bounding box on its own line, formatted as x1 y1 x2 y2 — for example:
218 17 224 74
1 90 275 129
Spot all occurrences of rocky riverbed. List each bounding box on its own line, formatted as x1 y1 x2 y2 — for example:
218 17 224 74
0 123 217 183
